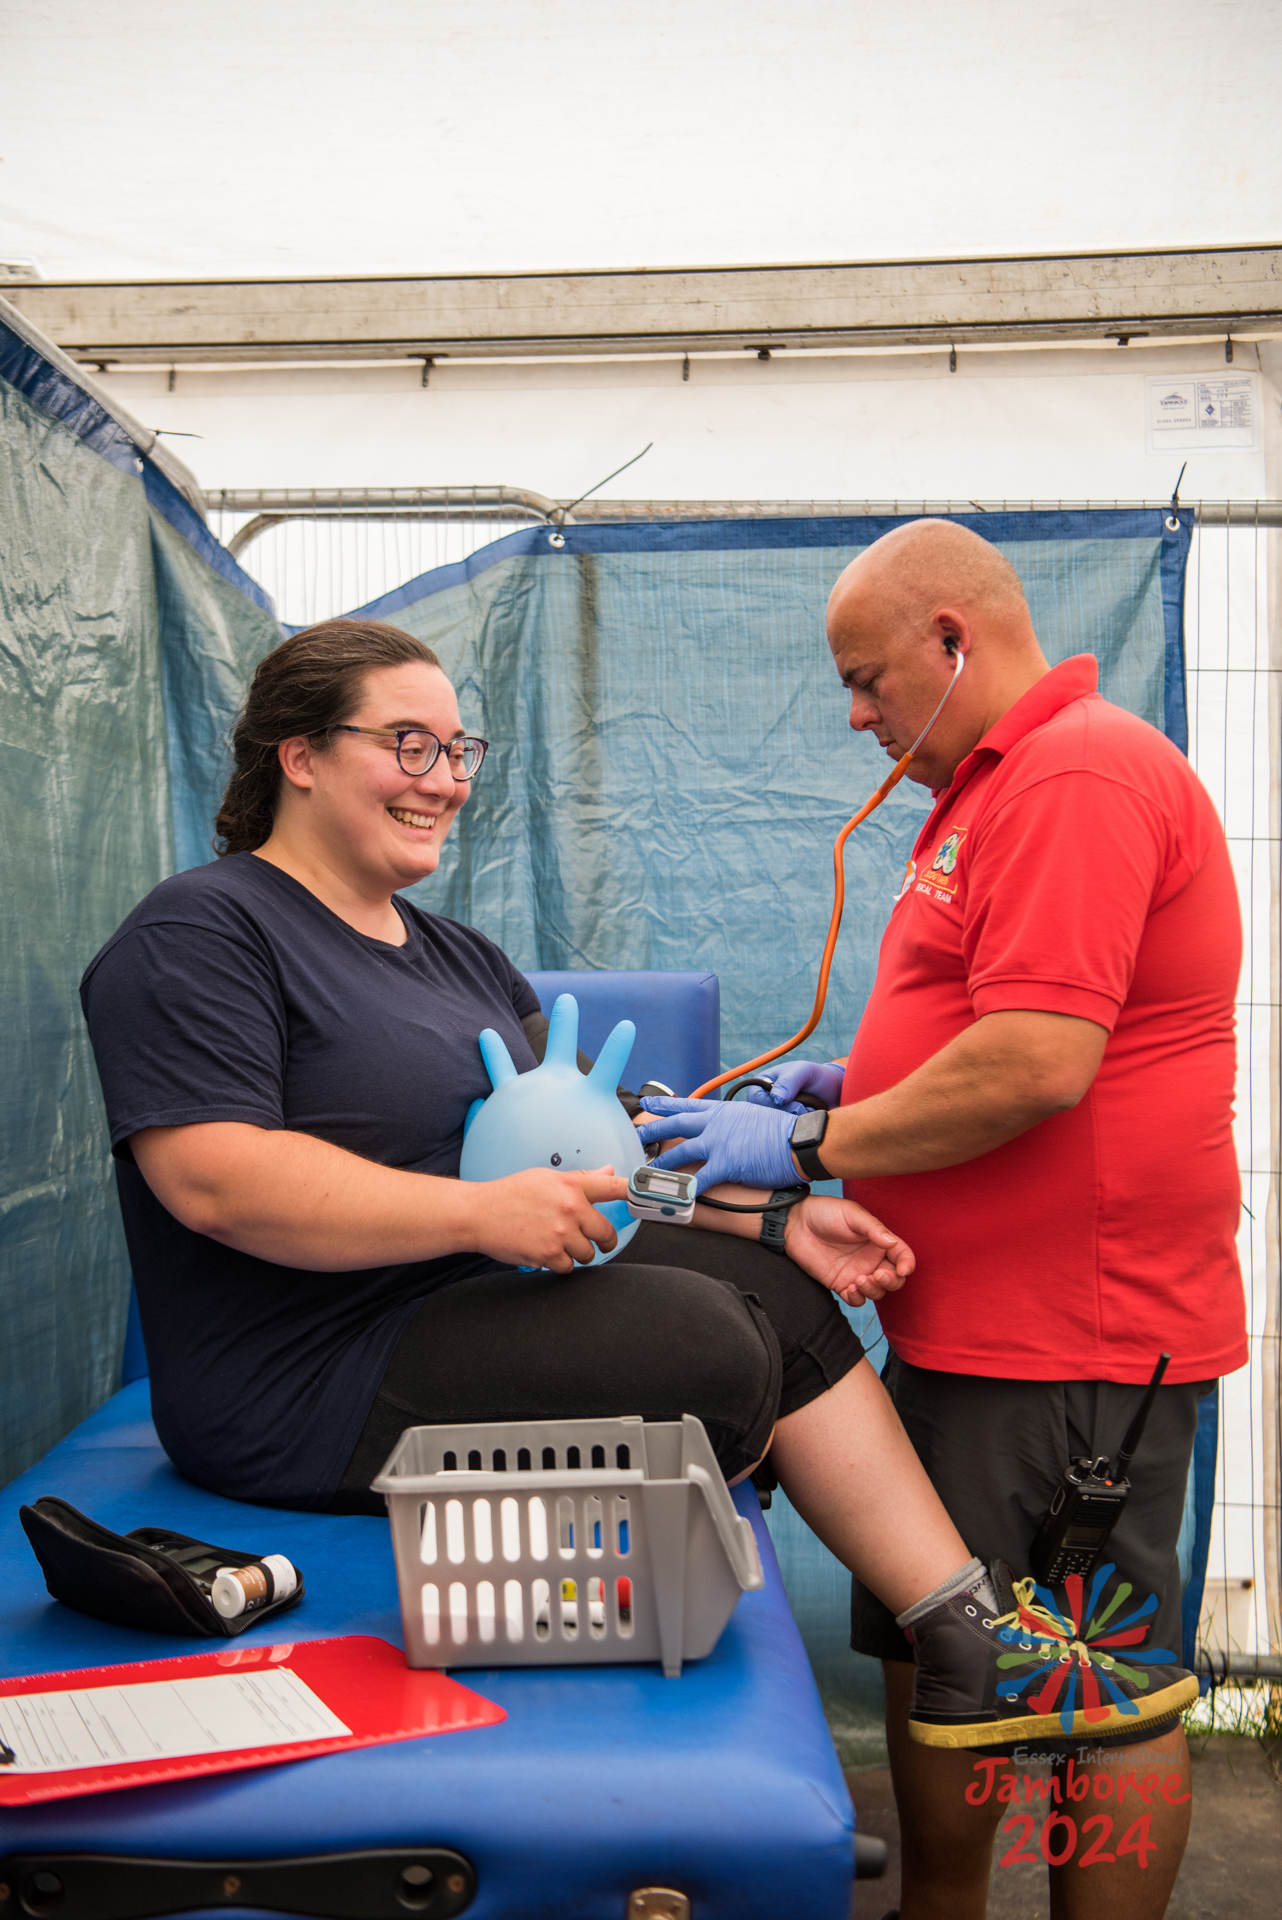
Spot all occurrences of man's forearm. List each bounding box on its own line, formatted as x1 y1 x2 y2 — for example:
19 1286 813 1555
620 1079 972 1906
811 1011 1108 1180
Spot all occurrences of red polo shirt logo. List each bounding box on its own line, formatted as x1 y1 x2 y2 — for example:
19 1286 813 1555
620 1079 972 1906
917 827 967 901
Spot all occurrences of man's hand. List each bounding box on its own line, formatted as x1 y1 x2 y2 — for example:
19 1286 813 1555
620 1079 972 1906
469 1166 627 1273
742 1060 847 1113
637 1095 799 1193
782 1195 914 1306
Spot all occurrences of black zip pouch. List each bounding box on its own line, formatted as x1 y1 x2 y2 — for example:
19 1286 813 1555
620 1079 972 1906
19 1496 304 1639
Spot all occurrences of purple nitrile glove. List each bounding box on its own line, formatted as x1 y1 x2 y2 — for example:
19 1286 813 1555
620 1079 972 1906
637 1096 801 1196
741 1060 846 1115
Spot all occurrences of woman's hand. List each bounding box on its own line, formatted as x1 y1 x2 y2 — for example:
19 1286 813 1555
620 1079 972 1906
782 1195 914 1307
470 1166 630 1273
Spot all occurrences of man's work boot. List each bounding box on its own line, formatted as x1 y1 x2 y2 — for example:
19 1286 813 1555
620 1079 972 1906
906 1560 1198 1749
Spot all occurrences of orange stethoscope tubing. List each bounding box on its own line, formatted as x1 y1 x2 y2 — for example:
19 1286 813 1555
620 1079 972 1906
690 650 966 1100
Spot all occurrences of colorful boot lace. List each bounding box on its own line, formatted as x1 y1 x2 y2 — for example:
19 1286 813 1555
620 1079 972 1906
907 1560 1198 1749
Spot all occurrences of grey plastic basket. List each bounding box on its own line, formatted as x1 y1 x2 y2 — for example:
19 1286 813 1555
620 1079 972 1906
371 1414 764 1677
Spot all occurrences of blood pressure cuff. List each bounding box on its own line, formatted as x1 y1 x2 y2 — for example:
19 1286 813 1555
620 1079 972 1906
18 1496 304 1639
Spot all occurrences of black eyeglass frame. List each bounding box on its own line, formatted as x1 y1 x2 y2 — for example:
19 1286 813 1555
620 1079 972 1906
332 725 489 779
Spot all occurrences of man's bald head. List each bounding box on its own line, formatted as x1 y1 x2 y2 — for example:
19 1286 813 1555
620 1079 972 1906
826 518 1049 789
829 518 1029 640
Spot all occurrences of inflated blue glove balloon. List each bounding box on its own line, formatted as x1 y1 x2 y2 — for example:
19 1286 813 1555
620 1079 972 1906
637 1096 800 1197
741 1060 846 1115
460 993 644 1267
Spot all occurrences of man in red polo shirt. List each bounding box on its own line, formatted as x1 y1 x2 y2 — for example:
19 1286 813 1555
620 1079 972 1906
640 518 1246 1920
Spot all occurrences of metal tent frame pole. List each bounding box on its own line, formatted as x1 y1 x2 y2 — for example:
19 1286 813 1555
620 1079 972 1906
211 494 1282 560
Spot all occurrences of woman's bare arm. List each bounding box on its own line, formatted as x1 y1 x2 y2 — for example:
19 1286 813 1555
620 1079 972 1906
131 1122 628 1275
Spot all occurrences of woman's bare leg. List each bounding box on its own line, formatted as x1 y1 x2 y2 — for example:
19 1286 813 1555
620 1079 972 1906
768 1356 971 1612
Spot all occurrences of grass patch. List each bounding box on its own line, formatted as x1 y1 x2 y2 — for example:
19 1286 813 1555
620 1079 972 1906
1184 1683 1282 1741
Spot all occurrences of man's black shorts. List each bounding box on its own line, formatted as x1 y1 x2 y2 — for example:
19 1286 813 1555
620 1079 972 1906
852 1354 1213 1671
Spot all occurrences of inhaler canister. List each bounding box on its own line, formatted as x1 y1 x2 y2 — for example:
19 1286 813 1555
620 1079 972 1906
211 1554 298 1619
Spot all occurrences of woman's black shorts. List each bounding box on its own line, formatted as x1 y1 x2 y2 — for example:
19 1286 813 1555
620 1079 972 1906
329 1222 864 1515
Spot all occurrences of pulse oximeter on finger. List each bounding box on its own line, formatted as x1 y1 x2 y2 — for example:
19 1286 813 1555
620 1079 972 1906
626 1164 698 1225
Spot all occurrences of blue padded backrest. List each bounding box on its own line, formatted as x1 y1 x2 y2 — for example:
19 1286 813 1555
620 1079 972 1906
525 969 720 1097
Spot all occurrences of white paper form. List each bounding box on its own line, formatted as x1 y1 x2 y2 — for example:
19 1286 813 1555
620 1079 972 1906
0 1668 350 1774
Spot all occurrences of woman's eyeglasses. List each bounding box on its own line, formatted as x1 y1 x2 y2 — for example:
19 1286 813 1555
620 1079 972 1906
333 726 489 779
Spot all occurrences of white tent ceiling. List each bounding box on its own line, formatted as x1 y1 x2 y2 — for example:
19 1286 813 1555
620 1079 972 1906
2 0 1279 281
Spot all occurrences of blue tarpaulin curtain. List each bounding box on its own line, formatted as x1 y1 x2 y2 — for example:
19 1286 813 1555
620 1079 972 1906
353 511 1191 1080
0 309 279 1487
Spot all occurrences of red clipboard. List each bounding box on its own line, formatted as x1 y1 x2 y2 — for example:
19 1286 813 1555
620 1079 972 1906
0 1635 505 1806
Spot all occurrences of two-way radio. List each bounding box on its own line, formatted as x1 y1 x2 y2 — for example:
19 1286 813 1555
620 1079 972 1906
1028 1353 1170 1585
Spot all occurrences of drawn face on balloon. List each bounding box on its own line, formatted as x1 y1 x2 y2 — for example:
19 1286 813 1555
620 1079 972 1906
458 993 646 1267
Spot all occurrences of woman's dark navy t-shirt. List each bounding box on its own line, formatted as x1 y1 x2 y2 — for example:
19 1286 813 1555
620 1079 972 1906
79 854 540 1508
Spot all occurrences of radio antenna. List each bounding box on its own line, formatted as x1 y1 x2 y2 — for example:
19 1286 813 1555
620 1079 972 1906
1112 1353 1171 1480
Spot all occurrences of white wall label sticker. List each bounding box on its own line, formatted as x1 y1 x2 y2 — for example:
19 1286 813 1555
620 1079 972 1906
1146 373 1259 453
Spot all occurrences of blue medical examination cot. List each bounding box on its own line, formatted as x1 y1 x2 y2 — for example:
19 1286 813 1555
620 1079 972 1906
0 971 862 1920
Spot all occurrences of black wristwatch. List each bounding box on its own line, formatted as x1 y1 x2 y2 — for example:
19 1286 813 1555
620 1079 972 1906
759 1185 810 1255
789 1108 832 1182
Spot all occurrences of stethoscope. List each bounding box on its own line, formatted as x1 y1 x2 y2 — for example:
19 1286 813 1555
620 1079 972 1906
693 648 966 1099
